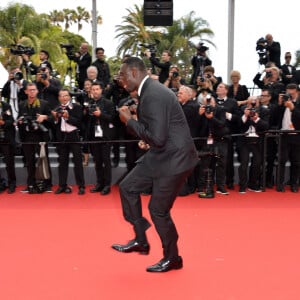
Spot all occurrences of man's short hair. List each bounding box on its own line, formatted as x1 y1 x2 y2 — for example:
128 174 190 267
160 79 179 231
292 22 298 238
40 50 49 58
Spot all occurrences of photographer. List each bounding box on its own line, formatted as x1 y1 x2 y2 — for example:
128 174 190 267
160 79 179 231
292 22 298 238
72 43 92 90
86 81 116 195
275 84 300 193
190 43 212 86
253 66 285 105
17 82 53 194
197 95 230 197
1 67 28 121
21 50 53 75
34 66 61 110
0 100 17 193
238 97 269 193
202 66 222 91
163 65 186 93
52 89 85 195
92 47 111 92
106 74 130 168
145 49 172 83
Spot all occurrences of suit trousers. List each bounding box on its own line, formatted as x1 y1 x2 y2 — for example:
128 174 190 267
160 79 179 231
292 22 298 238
56 131 85 188
90 140 112 187
0 143 16 187
119 162 192 260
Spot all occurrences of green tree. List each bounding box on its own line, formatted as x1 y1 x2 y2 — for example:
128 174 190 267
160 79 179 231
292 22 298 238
0 3 50 68
114 6 214 80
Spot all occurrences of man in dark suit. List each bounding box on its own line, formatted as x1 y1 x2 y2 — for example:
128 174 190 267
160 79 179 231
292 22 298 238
52 89 85 195
17 82 53 193
111 57 199 273
72 43 92 90
86 81 116 195
275 84 300 192
0 100 17 193
281 52 296 87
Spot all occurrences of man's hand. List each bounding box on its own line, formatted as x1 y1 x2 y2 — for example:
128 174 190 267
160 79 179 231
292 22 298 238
119 106 133 125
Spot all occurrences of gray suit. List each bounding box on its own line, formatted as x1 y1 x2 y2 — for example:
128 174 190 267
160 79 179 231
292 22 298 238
119 78 198 259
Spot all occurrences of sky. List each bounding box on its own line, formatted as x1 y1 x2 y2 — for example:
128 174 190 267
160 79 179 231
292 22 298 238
2 0 300 86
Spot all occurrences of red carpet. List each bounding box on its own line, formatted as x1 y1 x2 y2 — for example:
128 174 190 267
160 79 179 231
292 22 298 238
0 185 300 300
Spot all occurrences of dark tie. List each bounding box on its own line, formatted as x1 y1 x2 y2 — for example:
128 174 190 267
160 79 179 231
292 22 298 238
217 99 224 105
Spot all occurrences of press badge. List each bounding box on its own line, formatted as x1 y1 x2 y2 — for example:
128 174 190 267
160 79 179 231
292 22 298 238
95 125 103 137
207 134 214 145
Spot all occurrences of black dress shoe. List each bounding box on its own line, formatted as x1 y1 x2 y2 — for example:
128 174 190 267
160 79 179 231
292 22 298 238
100 186 111 195
111 239 150 255
64 186 72 194
55 186 65 194
276 185 285 192
78 187 85 195
291 185 299 193
55 186 72 194
146 256 183 273
7 186 16 194
90 184 103 193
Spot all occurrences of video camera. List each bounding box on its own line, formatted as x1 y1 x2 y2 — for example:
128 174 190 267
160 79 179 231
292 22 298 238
256 37 269 65
196 42 209 53
139 42 157 57
10 44 35 56
60 43 75 60
18 114 48 132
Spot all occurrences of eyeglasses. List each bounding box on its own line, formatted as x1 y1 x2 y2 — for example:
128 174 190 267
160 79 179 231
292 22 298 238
285 56 291 58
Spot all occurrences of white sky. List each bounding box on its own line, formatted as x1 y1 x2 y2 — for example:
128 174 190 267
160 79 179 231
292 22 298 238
3 0 300 86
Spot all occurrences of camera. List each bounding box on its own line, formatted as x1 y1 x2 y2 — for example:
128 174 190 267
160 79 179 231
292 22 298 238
282 93 292 102
256 37 269 65
60 43 75 60
87 103 98 116
10 44 35 56
196 42 209 53
18 114 48 132
54 106 65 118
172 71 179 78
265 71 272 78
204 96 214 114
139 42 157 57
248 101 257 117
13 71 23 81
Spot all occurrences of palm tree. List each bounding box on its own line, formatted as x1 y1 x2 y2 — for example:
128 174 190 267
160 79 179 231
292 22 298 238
114 5 214 79
71 6 91 33
0 3 50 68
48 10 64 27
62 8 75 30
115 4 162 58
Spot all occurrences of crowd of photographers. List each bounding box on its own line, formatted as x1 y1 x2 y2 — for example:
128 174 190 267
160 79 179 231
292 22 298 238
0 34 300 197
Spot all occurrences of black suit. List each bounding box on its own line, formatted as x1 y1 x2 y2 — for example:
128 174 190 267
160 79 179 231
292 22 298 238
73 52 92 89
0 101 16 189
275 99 300 188
18 99 52 189
119 78 198 259
86 97 116 188
54 103 85 189
281 63 296 86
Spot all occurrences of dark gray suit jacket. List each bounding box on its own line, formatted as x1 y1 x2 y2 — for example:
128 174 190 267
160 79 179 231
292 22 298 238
127 78 199 177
